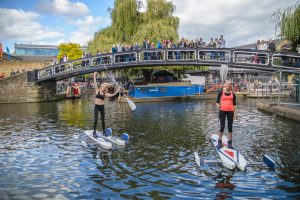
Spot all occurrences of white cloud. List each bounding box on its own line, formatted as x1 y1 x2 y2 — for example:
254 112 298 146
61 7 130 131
0 8 64 42
69 16 110 46
37 0 89 17
138 0 147 12
172 0 299 47
35 38 66 45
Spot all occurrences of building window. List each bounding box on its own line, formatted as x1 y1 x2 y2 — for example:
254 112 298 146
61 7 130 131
25 49 35 55
15 49 26 55
15 46 60 56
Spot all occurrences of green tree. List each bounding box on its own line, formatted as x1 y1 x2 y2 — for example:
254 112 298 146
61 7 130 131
135 0 179 43
110 0 140 42
87 27 116 55
57 43 83 61
88 0 179 53
272 3 300 51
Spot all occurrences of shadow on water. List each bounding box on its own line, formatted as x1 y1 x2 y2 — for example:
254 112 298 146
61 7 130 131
0 95 300 199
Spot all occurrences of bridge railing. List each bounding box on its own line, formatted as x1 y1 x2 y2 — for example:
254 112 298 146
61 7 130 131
38 61 73 79
92 55 112 66
37 61 73 79
139 50 165 62
233 51 270 66
36 48 300 81
272 53 300 68
114 52 138 64
166 49 197 61
72 57 91 69
198 49 231 62
37 55 113 79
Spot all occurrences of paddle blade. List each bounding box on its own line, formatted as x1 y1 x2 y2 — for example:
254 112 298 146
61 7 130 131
194 152 201 167
220 64 228 83
107 71 136 111
263 154 276 170
126 96 136 110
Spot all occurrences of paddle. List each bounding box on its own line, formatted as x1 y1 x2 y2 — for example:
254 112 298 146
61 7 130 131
194 153 276 170
102 65 136 111
220 64 228 87
216 64 229 115
108 72 136 111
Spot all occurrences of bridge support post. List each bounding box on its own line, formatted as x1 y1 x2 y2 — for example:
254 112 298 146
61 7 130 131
298 72 300 103
278 70 282 105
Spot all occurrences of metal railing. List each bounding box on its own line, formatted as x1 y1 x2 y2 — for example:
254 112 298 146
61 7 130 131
166 49 197 61
256 82 300 105
37 48 300 81
233 51 269 66
198 49 231 62
272 53 300 69
114 52 138 64
139 50 165 62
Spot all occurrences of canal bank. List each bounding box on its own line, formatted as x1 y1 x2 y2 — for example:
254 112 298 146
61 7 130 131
257 102 300 122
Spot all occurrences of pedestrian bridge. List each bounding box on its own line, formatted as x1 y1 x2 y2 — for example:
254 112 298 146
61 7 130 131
36 48 300 82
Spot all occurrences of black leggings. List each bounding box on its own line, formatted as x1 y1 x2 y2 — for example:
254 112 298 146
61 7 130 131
94 104 105 132
219 110 234 133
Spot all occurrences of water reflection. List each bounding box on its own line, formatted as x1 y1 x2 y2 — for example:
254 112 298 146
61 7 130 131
0 96 299 199
215 172 235 200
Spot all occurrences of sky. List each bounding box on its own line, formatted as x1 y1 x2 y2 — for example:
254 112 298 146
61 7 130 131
0 0 298 53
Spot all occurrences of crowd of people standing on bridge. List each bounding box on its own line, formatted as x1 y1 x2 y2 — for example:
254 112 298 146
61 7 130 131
42 35 300 76
255 39 276 51
50 35 300 67
52 54 68 65
106 35 227 62
108 35 226 54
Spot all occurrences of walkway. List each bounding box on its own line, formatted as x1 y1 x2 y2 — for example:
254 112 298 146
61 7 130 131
257 102 300 122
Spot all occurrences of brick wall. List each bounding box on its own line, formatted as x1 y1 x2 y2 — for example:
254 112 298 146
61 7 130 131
0 60 52 79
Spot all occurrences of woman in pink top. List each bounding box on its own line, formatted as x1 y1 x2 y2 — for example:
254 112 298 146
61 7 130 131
216 81 237 149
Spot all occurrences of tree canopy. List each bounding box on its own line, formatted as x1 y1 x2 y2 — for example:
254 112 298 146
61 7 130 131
87 0 179 54
272 3 300 50
57 43 83 61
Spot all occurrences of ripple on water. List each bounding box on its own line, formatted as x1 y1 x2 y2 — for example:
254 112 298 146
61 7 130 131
0 97 299 199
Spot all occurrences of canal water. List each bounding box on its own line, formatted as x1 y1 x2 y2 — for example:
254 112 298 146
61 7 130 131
0 96 299 199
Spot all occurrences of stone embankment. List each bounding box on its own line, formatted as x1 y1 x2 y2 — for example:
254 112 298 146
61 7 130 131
257 102 300 122
0 71 62 103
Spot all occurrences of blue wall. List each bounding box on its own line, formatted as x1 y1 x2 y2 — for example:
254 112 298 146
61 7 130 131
129 85 204 98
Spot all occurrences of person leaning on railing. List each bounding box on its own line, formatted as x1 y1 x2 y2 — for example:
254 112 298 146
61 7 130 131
267 39 276 52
